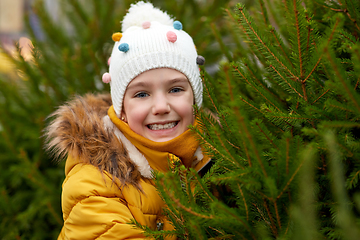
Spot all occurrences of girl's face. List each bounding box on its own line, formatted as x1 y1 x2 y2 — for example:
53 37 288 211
121 68 195 142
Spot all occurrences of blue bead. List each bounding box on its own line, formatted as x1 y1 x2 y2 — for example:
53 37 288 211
173 21 182 30
118 43 129 52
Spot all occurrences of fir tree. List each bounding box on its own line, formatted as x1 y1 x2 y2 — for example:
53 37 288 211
148 0 360 239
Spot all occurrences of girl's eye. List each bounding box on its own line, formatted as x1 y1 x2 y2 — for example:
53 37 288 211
134 92 149 98
170 87 183 93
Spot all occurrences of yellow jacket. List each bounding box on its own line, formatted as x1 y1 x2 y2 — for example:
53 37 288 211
45 94 210 239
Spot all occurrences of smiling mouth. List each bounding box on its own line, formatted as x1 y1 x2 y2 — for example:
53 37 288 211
147 121 179 130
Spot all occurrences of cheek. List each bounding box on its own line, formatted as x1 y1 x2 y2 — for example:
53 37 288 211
124 102 148 131
177 101 194 124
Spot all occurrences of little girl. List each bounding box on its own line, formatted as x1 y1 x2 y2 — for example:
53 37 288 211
45 1 210 239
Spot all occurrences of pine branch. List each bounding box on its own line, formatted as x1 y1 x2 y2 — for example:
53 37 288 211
255 121 279 150
234 66 282 111
214 203 257 240
286 137 290 175
355 76 360 90
236 4 297 80
346 170 360 189
324 48 360 113
210 23 233 62
234 108 268 177
277 158 305 199
258 0 270 25
270 27 295 69
269 65 303 98
293 0 304 79
201 72 232 134
158 176 214 221
263 199 278 236
237 184 249 221
312 89 330 104
273 200 282 230
302 16 341 84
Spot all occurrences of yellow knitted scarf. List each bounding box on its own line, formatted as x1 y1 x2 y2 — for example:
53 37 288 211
108 106 203 173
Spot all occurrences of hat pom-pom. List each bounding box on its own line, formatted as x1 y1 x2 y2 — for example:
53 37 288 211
102 72 111 83
121 1 173 32
196 55 205 65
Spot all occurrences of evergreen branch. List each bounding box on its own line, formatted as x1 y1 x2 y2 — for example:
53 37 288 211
273 200 282 230
234 108 268 177
235 66 281 111
216 204 256 240
340 32 357 44
282 0 289 14
305 13 312 60
196 132 241 169
325 101 355 113
253 202 276 235
192 172 217 202
293 0 304 79
210 23 233 62
158 179 214 220
212 173 247 182
301 82 308 102
344 9 360 32
226 9 267 62
312 89 330 105
243 141 252 168
286 137 290 175
255 122 279 149
302 17 340 84
277 158 305 199
269 65 303 98
202 73 220 116
259 0 270 25
355 76 360 90
201 73 232 133
214 130 240 168
324 48 360 113
346 170 360 189
237 6 297 79
237 184 249 221
270 28 295 69
320 121 360 128
244 63 285 102
263 199 278 236
207 227 233 239
224 65 234 102
268 114 318 122
240 97 262 113
330 0 360 32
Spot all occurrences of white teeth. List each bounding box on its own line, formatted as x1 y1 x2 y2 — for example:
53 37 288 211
148 122 177 130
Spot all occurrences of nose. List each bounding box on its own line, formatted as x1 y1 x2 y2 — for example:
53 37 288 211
152 93 170 115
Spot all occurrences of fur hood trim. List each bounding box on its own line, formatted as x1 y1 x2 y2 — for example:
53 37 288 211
103 115 153 178
44 94 142 187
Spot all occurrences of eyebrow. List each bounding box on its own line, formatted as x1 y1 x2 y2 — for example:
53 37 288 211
126 81 150 90
168 77 189 84
127 77 189 90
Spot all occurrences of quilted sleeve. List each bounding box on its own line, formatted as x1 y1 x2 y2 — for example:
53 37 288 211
61 164 146 240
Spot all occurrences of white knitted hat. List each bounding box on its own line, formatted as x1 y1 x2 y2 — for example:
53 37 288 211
104 1 204 116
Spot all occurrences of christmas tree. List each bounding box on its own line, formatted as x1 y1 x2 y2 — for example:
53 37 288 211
147 0 360 239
